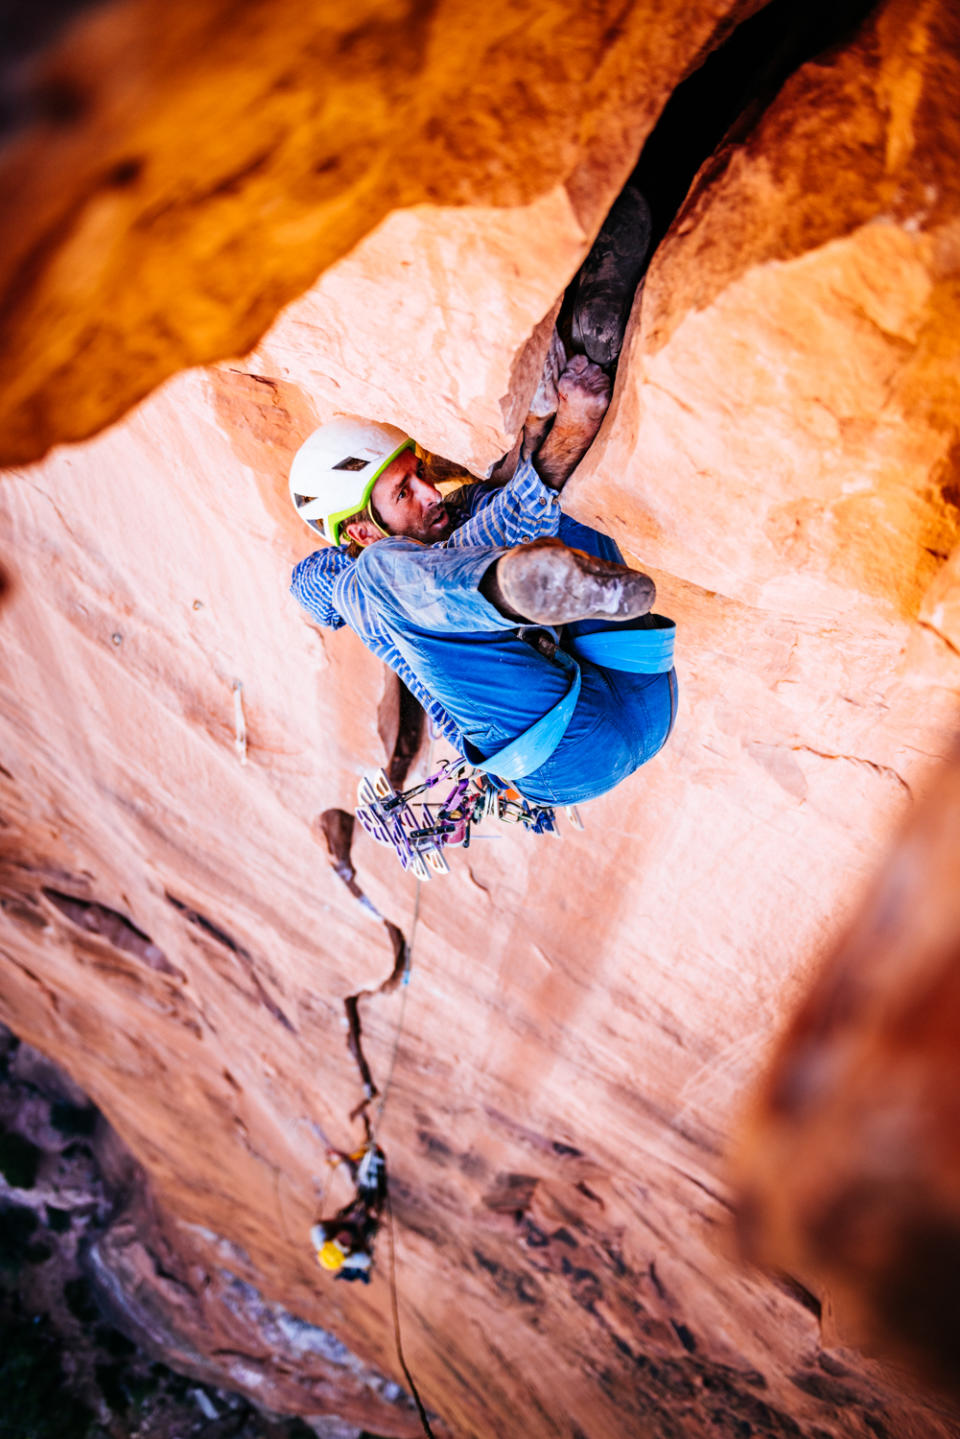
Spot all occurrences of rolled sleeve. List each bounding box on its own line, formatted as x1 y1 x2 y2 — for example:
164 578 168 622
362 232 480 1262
442 457 562 550
290 549 349 629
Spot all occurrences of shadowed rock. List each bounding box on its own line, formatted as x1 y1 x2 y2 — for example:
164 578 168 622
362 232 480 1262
735 741 960 1402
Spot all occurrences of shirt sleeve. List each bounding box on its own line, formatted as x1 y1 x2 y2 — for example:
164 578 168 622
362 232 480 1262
441 457 563 550
289 549 349 629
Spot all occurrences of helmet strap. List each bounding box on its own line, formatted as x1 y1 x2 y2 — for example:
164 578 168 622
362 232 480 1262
346 499 391 546
368 497 391 539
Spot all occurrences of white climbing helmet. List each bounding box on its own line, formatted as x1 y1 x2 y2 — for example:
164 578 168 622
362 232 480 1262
289 416 414 545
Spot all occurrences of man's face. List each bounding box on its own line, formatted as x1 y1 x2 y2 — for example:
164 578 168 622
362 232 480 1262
370 449 451 543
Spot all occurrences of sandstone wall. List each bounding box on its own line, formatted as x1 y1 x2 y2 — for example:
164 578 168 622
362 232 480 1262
1 0 960 1435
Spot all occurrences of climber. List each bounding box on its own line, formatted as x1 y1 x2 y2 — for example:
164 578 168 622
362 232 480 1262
289 186 676 809
310 1143 387 1283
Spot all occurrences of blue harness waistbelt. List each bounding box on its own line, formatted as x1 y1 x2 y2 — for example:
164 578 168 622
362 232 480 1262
464 616 676 782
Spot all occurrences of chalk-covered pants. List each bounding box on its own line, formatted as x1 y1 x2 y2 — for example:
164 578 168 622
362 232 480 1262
353 516 677 807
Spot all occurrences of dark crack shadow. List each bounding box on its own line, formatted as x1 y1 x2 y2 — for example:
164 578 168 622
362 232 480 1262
43 889 184 980
317 809 411 1124
165 894 295 1033
631 0 883 253
377 671 427 792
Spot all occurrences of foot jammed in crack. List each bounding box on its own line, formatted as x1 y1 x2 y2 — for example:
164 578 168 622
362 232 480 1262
532 354 611 489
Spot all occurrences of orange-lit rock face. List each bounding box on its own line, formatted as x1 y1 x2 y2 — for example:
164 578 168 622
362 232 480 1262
0 0 762 467
248 193 587 478
2 0 960 1436
566 0 960 625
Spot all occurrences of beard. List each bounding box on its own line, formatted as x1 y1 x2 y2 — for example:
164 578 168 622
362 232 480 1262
420 503 450 541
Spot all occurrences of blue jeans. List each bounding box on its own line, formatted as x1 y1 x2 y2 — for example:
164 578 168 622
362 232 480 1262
353 516 677 806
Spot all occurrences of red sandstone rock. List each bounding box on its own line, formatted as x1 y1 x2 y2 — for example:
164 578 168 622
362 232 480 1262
567 0 960 627
1 0 960 1434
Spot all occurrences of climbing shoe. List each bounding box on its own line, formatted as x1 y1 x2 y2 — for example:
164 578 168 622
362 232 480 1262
493 539 655 627
570 185 653 367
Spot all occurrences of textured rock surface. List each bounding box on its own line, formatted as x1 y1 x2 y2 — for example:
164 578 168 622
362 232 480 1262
734 745 960 1405
1 0 960 1436
0 0 763 466
247 193 584 479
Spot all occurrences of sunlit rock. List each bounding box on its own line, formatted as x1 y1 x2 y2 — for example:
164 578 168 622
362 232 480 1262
0 0 759 466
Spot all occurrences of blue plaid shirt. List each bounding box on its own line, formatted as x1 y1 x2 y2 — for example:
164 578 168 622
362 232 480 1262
290 458 564 749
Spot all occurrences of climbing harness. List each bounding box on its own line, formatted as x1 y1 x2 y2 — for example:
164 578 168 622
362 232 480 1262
355 615 675 877
571 615 675 674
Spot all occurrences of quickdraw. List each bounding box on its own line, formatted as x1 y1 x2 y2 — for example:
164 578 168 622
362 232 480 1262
356 761 583 878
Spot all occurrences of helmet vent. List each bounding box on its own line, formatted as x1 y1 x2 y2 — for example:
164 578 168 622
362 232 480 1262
332 455 369 471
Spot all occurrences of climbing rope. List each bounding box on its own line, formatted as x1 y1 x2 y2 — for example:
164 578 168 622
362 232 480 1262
369 811 435 1438
313 744 577 1429
385 1174 436 1439
311 747 436 1434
